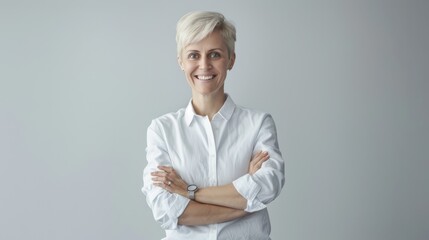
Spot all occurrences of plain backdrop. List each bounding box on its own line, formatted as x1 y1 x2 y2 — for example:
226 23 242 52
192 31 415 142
1 0 428 239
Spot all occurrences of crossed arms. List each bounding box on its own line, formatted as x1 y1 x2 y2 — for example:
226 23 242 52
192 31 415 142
151 151 269 225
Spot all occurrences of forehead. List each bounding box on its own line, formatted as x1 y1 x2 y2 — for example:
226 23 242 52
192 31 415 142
184 31 227 52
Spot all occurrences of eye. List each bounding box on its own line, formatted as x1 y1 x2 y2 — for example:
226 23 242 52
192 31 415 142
187 52 199 60
209 52 221 59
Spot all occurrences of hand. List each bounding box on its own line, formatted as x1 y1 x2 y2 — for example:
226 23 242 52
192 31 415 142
248 151 269 175
151 166 188 197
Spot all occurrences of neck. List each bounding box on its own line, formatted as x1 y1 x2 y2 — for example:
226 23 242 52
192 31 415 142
191 92 226 120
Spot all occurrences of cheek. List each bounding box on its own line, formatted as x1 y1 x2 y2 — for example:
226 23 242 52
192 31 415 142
183 64 196 73
217 61 229 71
184 69 195 82
184 68 194 77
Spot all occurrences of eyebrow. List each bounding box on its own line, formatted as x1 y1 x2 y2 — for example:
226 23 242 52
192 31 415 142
185 48 225 53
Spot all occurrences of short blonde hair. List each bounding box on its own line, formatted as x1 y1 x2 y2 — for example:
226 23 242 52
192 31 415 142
176 11 236 58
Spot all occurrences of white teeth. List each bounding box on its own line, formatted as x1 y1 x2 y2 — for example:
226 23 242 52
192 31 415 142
197 75 214 80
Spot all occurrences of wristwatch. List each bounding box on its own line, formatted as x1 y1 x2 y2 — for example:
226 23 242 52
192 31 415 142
187 184 199 200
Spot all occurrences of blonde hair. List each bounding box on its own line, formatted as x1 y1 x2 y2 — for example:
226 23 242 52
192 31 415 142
176 11 236 58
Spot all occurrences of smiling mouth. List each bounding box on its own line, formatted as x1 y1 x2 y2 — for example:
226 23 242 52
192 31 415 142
195 75 216 80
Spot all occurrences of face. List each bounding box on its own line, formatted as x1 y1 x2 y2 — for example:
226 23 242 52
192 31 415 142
178 30 235 98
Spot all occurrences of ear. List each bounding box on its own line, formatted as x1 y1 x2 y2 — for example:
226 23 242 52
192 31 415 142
228 52 236 70
177 56 184 71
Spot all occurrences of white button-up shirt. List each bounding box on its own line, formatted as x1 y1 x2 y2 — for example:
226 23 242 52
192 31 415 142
142 95 285 240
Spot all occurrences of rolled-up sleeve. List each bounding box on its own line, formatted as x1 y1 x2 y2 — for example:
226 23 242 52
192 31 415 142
233 114 285 212
141 120 190 229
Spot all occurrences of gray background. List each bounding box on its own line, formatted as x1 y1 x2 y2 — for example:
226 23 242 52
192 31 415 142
1 0 428 239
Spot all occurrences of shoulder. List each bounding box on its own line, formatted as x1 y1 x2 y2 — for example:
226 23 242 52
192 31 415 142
232 105 279 138
228 104 276 132
234 104 273 121
149 108 186 131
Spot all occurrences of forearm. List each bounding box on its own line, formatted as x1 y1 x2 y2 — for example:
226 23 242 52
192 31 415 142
191 151 270 209
178 200 247 226
195 183 247 210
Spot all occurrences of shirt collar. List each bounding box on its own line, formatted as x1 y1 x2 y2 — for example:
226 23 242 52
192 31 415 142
217 94 236 121
184 94 236 126
184 99 197 126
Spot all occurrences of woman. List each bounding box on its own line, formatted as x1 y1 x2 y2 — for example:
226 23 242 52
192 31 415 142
142 11 285 239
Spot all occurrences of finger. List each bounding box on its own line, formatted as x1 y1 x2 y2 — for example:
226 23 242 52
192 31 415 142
153 180 173 189
151 171 167 177
152 176 167 182
250 152 262 163
158 165 173 172
262 152 270 160
251 152 267 165
257 152 269 162
253 151 268 160
254 153 270 167
252 150 263 159
257 151 269 160
259 157 268 165
259 153 270 162
162 181 174 190
153 179 170 186
159 166 182 180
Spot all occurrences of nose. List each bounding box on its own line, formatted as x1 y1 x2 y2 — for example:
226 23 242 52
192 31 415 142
198 57 212 70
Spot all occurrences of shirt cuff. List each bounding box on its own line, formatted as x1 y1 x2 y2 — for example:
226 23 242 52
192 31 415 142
233 174 266 212
163 194 190 229
147 188 190 230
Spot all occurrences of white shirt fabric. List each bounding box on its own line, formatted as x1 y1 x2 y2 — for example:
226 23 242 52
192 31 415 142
142 95 285 240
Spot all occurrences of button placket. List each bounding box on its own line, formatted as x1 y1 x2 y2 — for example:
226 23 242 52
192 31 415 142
203 117 217 186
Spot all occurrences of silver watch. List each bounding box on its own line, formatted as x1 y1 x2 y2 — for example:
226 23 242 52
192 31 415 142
187 184 199 200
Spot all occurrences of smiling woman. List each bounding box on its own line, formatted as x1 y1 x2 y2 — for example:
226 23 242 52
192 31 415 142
141 11 285 240
179 30 235 108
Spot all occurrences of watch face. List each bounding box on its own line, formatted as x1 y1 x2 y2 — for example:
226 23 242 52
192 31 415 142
188 185 197 191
